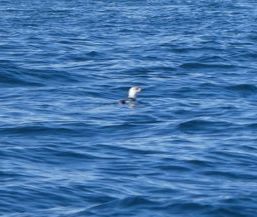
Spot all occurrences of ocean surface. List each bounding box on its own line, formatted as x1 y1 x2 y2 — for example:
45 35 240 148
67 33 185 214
1 0 257 216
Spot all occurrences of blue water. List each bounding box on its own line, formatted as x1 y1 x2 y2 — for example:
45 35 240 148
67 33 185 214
1 0 257 216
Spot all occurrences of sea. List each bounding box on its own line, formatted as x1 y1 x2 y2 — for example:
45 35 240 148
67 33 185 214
1 0 257 216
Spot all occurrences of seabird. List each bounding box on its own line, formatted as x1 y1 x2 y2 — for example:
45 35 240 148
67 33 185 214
119 86 142 105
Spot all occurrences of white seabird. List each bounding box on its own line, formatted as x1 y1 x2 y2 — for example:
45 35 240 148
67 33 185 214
119 86 142 105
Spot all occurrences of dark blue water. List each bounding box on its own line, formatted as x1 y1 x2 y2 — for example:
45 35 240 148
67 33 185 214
1 0 257 216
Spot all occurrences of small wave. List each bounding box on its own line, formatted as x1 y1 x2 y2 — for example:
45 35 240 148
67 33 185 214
72 196 157 216
157 164 191 172
246 123 257 129
180 62 235 70
226 84 257 93
185 159 213 168
117 196 156 208
0 61 42 87
166 201 213 213
178 119 234 133
0 125 77 136
0 73 41 87
203 170 256 180
0 61 79 87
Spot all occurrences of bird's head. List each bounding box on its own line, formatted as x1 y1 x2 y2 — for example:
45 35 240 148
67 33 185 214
128 86 142 99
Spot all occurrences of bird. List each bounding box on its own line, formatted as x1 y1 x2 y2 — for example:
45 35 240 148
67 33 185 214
119 86 142 105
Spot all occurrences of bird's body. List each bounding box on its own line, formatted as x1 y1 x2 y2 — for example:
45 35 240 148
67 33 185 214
119 97 136 105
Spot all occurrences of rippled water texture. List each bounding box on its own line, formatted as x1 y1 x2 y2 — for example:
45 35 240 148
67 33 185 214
1 0 257 216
